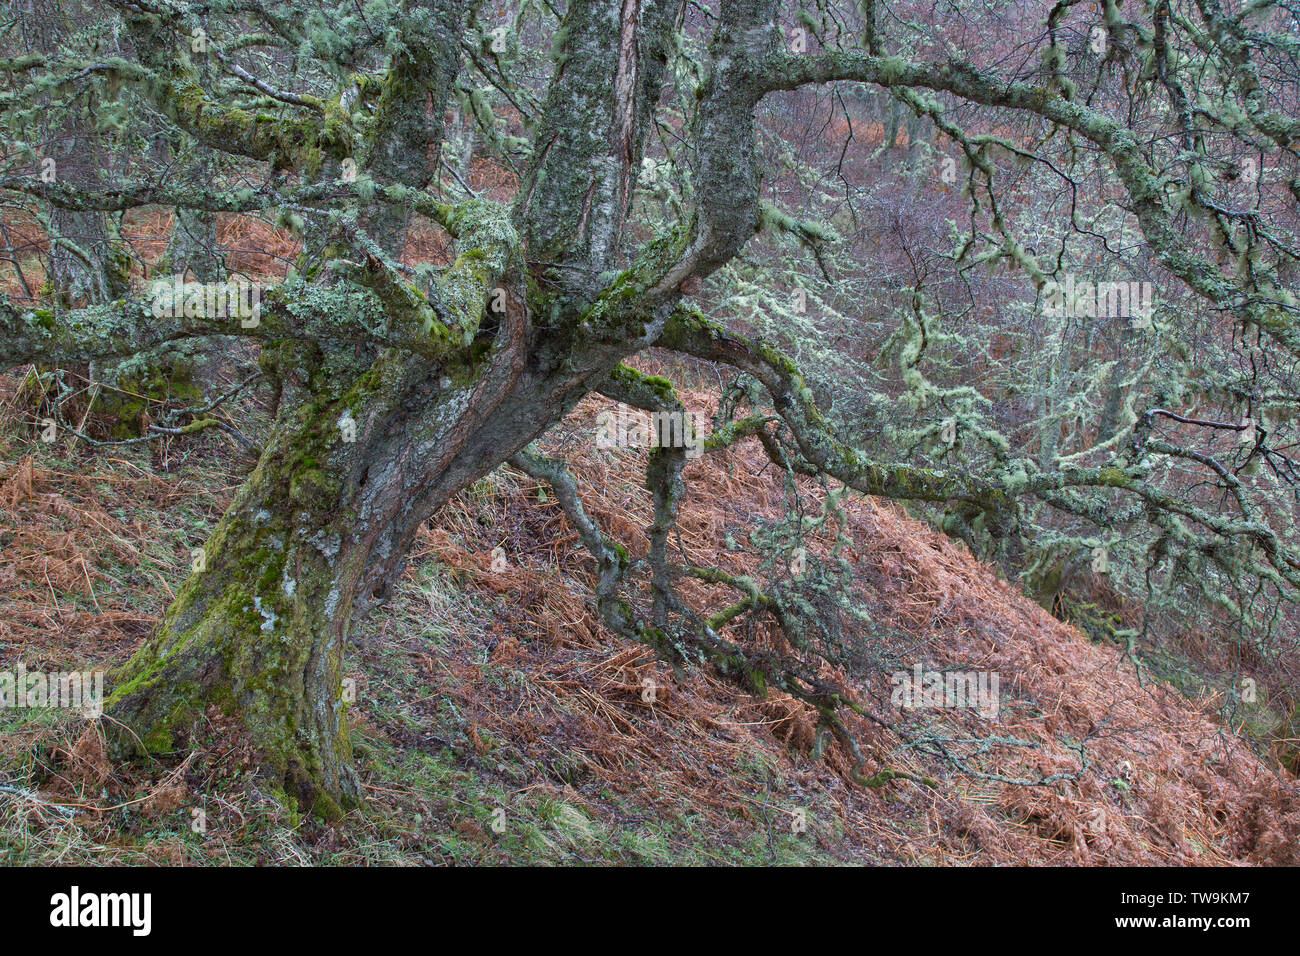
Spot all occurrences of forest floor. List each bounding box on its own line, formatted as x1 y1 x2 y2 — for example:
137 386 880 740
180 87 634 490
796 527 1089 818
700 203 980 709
1 358 1298 866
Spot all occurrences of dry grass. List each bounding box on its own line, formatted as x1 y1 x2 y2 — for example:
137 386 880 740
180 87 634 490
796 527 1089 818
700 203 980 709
0 356 1296 864
395 363 1300 865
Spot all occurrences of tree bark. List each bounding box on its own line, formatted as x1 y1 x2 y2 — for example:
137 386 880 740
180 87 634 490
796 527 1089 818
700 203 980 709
107 272 636 813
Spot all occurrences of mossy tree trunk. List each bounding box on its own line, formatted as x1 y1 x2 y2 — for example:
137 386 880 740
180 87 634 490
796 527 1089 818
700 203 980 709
21 0 130 307
109 440 365 817
107 279 637 813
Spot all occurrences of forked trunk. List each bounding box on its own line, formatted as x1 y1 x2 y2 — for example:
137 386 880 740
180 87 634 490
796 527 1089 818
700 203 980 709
108 323 623 815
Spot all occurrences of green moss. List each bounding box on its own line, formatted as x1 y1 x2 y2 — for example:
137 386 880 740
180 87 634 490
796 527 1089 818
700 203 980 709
310 792 345 822
97 353 204 439
609 363 680 407
1096 466 1131 487
139 724 174 752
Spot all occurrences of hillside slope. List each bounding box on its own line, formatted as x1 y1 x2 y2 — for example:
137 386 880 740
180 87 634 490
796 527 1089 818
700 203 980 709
1 365 1297 865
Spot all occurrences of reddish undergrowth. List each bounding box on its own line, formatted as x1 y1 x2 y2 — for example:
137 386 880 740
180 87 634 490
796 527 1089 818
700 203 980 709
1 364 1297 864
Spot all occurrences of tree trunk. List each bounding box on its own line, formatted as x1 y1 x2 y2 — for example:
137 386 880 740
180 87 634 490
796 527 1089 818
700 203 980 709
22 0 129 306
107 294 629 813
102 0 681 818
108 421 366 818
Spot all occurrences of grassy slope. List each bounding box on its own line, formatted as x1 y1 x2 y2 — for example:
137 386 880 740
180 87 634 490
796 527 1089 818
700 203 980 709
1 365 1297 866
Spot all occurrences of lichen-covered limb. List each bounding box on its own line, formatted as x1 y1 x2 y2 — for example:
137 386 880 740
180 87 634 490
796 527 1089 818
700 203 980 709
659 307 1300 597
596 364 692 624
0 175 452 218
649 0 780 295
0 192 520 372
508 449 630 619
104 10 353 171
517 0 679 277
753 49 1300 358
429 199 522 337
333 196 519 350
527 372 927 789
322 195 523 360
1186 0 1300 151
596 363 682 416
357 1 469 255
0 275 443 372
0 295 275 370
658 308 1019 521
0 176 263 214
1023 464 1300 596
329 246 448 354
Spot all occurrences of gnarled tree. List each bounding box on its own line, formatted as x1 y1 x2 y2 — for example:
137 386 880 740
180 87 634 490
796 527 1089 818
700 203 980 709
3 0 1299 814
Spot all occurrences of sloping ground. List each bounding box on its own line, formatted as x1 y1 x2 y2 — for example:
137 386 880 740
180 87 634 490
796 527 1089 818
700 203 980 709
0 365 1297 865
